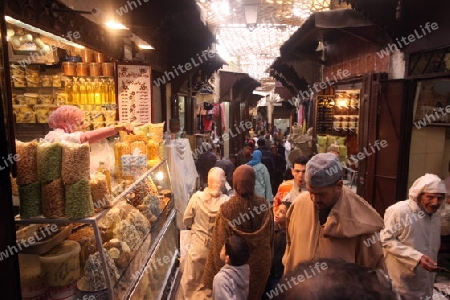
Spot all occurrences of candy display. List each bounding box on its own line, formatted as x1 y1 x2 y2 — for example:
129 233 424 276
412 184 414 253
103 239 131 269
113 221 141 251
83 248 120 291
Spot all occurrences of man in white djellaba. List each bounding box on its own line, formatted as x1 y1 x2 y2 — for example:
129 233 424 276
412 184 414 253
179 167 229 300
381 173 447 300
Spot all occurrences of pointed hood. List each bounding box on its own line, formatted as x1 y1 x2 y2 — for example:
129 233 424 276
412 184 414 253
324 186 384 238
408 173 446 202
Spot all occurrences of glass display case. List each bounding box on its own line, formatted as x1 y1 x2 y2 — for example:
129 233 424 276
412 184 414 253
15 160 178 300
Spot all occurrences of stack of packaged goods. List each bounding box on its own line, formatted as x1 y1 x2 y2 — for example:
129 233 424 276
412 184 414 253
113 122 165 182
15 140 41 218
16 140 95 220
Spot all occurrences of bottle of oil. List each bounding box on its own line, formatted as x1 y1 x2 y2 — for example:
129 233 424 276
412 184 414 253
100 80 108 106
108 79 116 109
65 80 74 104
94 80 102 106
79 80 87 105
87 79 95 106
97 161 111 193
72 79 80 105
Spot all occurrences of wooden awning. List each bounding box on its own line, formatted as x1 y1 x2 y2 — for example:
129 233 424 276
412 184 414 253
344 0 450 54
219 71 260 102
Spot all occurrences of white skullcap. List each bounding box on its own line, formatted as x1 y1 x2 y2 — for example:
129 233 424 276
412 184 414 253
305 153 343 187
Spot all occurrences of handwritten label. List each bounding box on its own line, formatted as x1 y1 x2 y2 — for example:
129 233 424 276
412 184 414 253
117 64 152 123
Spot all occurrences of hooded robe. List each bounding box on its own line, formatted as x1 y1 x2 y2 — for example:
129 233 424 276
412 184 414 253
180 168 229 300
282 185 386 276
202 165 274 300
381 173 447 300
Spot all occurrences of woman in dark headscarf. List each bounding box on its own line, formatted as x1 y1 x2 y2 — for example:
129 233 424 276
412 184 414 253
202 165 274 300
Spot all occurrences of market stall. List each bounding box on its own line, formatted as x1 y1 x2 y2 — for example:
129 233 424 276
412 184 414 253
3 10 180 300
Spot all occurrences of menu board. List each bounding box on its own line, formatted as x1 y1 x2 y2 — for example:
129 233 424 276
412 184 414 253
117 64 152 123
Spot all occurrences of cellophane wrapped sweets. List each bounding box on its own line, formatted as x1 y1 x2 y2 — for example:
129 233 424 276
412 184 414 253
61 142 90 185
147 140 159 160
15 140 38 185
130 141 147 156
90 173 111 212
65 179 94 219
114 142 131 166
37 142 62 182
19 181 41 218
148 123 164 143
42 179 65 218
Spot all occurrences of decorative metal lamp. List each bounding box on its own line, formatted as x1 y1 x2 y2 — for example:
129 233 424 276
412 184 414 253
242 0 260 31
244 4 259 31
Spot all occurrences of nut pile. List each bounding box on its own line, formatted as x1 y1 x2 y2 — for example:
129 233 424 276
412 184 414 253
15 140 38 185
62 142 90 185
42 179 65 218
90 174 112 212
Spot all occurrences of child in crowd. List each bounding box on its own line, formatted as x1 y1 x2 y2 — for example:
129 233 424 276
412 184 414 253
213 235 250 300
264 201 290 299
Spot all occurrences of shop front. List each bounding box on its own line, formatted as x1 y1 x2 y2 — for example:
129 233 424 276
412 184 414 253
0 0 214 298
274 8 402 214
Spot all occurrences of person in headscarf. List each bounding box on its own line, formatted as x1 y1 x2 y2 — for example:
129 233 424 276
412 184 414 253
381 173 447 300
247 150 273 202
180 167 230 299
202 165 274 300
282 153 386 276
44 105 132 143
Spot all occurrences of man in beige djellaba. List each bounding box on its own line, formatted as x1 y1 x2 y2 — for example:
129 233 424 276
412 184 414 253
381 173 447 300
179 167 229 299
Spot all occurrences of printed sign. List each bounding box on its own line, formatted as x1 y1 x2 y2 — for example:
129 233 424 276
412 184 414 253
117 64 152 123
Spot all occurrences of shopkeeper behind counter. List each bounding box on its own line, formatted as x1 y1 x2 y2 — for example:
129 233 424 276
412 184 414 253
44 105 133 143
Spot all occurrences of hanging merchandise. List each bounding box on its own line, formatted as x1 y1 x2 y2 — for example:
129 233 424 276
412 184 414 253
202 112 213 131
220 103 226 132
298 105 304 126
211 104 220 118
203 102 213 110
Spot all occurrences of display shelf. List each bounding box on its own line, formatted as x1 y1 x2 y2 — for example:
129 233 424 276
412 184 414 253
15 159 174 299
127 209 177 299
